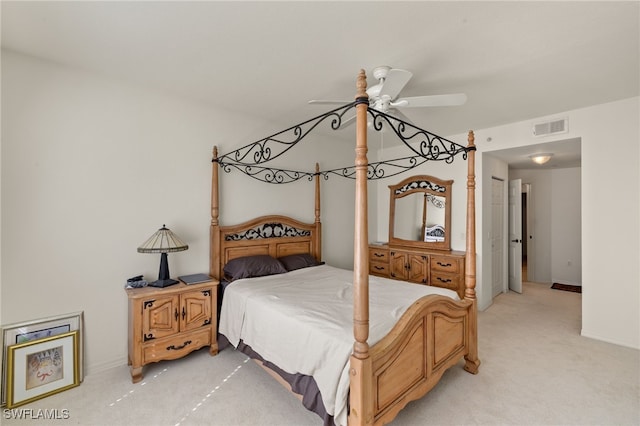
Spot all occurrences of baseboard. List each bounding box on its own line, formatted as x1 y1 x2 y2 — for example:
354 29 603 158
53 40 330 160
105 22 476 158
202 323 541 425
85 356 128 377
580 330 640 350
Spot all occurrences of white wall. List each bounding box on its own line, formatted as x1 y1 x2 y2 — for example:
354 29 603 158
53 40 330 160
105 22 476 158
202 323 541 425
550 167 582 286
0 50 357 373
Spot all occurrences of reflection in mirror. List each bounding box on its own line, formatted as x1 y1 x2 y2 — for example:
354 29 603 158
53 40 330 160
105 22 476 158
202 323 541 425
394 194 446 241
389 175 453 250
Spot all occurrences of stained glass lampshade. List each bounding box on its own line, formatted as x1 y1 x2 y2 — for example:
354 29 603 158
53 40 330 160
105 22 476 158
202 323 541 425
137 225 189 287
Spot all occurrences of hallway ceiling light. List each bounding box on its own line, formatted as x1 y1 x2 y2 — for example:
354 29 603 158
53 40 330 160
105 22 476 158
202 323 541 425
529 153 553 165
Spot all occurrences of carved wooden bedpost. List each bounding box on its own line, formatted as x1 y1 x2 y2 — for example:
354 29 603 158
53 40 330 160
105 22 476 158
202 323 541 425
210 146 221 280
349 69 373 426
463 130 481 374
315 162 322 262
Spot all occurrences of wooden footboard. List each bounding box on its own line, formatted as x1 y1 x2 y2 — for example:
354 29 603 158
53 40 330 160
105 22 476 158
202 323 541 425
349 295 478 425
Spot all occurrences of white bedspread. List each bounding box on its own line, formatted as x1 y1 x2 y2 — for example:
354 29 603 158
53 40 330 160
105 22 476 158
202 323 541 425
219 264 459 426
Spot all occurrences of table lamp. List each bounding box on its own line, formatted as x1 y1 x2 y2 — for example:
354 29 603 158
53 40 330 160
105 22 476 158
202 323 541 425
137 225 189 287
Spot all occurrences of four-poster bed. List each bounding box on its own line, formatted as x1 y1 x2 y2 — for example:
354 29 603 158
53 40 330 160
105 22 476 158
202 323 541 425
209 70 479 426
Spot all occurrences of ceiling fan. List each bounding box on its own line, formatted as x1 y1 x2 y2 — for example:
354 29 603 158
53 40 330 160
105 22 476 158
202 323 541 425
309 66 467 126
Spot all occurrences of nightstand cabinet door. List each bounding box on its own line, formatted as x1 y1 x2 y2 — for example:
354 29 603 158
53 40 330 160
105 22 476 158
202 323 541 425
143 295 180 341
181 289 212 332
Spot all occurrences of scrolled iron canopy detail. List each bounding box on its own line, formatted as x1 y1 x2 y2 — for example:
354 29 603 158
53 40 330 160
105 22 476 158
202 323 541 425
214 104 474 184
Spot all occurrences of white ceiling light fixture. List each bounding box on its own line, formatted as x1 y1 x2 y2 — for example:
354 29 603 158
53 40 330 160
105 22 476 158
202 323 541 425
530 153 554 165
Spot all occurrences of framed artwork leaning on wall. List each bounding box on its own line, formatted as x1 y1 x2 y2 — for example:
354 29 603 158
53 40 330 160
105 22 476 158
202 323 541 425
1 311 84 407
5 331 80 408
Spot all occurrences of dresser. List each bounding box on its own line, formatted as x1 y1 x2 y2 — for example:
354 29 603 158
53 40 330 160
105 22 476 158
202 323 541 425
125 280 219 383
369 244 465 299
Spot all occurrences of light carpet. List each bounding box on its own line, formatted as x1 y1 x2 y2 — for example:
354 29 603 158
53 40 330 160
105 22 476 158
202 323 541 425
3 281 639 425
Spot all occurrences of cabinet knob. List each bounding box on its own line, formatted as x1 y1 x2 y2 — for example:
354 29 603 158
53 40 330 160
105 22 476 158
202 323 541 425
174 309 179 321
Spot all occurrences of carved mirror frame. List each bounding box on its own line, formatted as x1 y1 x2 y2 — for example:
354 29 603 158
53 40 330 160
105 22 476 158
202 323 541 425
388 174 453 251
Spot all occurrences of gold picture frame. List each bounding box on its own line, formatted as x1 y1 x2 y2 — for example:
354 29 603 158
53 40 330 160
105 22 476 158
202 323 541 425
6 330 80 408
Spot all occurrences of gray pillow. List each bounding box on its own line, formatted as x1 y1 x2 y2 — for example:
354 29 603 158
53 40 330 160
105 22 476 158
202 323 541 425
278 253 322 272
223 255 287 282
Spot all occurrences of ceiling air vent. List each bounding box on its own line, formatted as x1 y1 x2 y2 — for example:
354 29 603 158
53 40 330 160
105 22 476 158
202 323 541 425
533 118 568 137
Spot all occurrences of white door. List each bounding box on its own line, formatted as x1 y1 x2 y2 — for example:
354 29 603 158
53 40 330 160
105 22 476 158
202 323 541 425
491 178 505 297
508 179 523 293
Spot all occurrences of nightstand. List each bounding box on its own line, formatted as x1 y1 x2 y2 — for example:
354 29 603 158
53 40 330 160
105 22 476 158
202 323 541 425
125 279 219 383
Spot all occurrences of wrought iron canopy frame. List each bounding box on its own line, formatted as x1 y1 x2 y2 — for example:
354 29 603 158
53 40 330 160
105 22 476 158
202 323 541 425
214 102 475 184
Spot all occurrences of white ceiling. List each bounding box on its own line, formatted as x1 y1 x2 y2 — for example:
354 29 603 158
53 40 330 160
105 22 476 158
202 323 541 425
2 1 638 167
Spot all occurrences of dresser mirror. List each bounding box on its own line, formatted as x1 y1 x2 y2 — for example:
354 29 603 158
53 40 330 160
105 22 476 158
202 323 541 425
388 174 452 251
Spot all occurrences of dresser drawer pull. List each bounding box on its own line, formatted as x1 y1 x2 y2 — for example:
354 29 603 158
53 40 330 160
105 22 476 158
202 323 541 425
437 262 452 268
436 277 452 283
373 266 385 271
373 253 385 258
167 340 192 351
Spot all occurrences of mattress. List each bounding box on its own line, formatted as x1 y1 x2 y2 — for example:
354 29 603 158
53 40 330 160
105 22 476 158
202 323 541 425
219 264 459 426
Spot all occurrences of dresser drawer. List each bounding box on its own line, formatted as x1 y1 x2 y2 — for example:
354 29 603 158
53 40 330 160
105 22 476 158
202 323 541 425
430 271 464 298
369 247 389 262
430 255 461 273
369 262 390 277
143 327 211 364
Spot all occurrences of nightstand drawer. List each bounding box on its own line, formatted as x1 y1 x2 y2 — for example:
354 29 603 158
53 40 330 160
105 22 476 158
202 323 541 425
431 255 461 273
143 327 211 364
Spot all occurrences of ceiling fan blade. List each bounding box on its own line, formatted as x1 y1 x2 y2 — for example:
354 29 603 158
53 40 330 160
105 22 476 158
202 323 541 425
389 109 414 125
308 99 351 105
378 68 413 100
392 93 467 108
339 115 356 128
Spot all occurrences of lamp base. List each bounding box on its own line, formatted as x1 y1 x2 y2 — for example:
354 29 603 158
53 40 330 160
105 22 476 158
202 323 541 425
149 278 179 288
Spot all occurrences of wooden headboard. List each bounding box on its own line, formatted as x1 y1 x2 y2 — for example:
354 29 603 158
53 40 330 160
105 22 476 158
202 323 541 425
210 214 321 280
209 151 322 280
